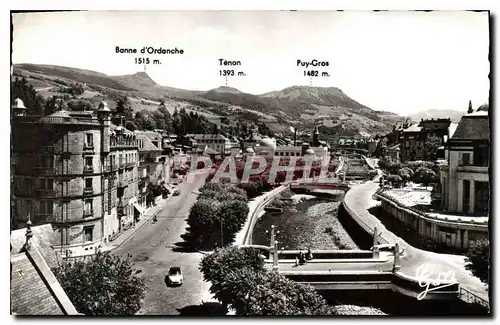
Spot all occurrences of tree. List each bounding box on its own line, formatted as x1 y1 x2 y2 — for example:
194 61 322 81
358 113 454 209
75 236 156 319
199 247 337 316
465 239 490 284
199 246 266 307
222 269 337 316
172 108 182 135
412 166 438 186
115 96 133 121
217 200 249 245
11 77 44 115
200 246 264 284
378 155 393 171
398 167 413 186
125 120 138 131
386 174 403 186
424 135 442 161
52 252 146 315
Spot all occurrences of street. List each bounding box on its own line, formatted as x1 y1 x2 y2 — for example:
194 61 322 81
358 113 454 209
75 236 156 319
114 171 217 315
343 178 489 301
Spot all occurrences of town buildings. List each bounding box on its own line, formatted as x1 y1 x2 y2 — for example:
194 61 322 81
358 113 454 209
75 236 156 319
11 99 139 257
252 126 329 159
399 118 457 162
135 130 167 209
187 133 232 156
440 106 490 215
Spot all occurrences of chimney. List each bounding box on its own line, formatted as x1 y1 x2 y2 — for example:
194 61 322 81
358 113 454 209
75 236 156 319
294 129 297 146
468 100 473 114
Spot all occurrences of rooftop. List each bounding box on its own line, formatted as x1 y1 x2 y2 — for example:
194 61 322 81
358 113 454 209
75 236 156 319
402 124 422 133
11 224 59 268
11 225 79 315
450 113 490 141
190 134 229 141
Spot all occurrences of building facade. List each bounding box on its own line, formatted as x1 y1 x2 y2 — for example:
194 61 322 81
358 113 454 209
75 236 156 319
189 133 231 156
12 100 139 257
400 118 452 162
135 130 166 209
440 110 490 215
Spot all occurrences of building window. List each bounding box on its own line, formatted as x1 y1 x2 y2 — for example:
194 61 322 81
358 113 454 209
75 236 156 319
39 200 53 214
85 157 93 167
39 178 54 189
24 178 33 193
84 226 93 243
84 199 93 215
85 178 92 189
461 153 471 166
85 133 93 147
41 155 54 168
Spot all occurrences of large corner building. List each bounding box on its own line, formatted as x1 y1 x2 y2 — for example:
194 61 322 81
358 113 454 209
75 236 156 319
11 99 139 257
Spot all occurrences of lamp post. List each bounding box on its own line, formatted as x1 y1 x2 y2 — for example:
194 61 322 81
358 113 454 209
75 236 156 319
265 225 280 272
393 242 401 272
272 240 279 271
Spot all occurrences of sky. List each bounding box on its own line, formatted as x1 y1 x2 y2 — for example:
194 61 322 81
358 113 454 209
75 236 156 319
11 10 490 115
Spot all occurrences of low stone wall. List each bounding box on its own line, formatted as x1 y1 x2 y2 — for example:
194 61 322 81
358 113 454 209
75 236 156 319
374 189 488 250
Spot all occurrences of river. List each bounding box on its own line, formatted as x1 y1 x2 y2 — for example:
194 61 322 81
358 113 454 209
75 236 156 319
250 190 358 250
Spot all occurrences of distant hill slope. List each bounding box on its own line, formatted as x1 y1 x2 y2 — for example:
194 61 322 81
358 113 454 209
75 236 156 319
14 63 136 91
261 85 369 111
12 63 405 137
409 109 465 123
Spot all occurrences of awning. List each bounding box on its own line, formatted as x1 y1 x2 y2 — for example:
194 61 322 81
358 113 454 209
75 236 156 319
133 203 145 215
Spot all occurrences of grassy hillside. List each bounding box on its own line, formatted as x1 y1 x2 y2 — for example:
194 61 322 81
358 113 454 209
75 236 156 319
12 63 400 137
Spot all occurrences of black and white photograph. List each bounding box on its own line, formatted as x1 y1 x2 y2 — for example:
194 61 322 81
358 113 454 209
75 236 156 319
9 9 491 317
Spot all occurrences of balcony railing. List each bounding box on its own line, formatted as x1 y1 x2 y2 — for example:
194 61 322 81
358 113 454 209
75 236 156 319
34 167 55 175
457 165 489 173
35 188 57 197
83 210 94 218
83 165 94 173
83 187 94 195
102 165 112 173
117 181 128 189
83 143 95 151
126 161 137 168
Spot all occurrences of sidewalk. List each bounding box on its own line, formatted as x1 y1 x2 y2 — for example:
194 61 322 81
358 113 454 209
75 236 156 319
101 195 173 252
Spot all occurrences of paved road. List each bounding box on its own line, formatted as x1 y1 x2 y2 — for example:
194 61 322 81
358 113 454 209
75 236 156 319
343 178 488 301
114 171 215 315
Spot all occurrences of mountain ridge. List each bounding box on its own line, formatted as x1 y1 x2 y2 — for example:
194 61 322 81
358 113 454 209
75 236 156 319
13 63 403 136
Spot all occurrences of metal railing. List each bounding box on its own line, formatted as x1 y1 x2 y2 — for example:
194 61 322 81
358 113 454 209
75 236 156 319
35 188 57 196
34 167 55 175
459 287 489 309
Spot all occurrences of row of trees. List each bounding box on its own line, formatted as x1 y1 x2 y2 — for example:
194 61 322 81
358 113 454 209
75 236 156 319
205 157 340 198
121 98 212 135
184 183 249 249
199 246 337 315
